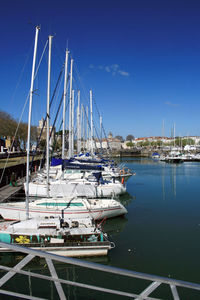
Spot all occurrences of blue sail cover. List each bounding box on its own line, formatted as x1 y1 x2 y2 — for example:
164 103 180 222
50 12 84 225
62 160 104 171
51 158 63 166
51 158 104 171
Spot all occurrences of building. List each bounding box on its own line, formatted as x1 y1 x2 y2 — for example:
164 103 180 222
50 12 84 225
37 118 55 146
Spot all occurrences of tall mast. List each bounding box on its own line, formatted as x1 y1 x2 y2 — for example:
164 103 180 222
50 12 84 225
162 119 164 148
68 58 73 157
100 115 102 149
46 35 53 198
81 104 85 151
90 90 93 154
71 89 74 156
26 26 40 219
77 90 81 153
174 123 176 147
62 50 69 159
86 106 89 151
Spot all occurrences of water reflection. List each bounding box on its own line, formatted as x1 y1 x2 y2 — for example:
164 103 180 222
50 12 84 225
119 191 134 206
103 216 128 237
161 163 178 200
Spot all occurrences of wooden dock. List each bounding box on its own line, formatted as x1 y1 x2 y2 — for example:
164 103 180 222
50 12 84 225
0 182 24 202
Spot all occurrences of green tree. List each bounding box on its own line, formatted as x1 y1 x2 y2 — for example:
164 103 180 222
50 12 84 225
39 139 46 150
126 134 134 141
142 141 150 147
0 110 37 150
126 142 134 148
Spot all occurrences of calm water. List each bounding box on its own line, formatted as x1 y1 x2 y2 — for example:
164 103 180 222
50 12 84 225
1 157 200 299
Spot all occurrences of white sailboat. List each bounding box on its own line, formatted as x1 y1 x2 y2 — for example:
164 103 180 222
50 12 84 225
0 29 115 257
0 197 127 221
0 28 127 222
25 173 126 198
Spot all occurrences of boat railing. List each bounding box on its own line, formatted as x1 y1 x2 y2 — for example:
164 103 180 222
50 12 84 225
0 241 199 299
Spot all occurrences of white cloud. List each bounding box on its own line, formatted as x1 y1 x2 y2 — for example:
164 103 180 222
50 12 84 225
90 64 130 77
118 70 130 77
105 66 111 73
164 101 179 107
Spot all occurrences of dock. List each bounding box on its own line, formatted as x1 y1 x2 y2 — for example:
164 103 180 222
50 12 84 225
0 182 23 202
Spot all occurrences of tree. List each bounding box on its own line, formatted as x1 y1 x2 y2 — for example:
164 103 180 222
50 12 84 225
0 110 38 150
115 135 124 142
126 142 134 148
38 139 46 150
126 134 134 141
142 141 150 147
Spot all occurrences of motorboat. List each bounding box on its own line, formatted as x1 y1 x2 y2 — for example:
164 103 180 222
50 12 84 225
0 216 114 257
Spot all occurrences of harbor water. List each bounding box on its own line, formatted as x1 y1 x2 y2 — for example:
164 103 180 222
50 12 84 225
0 157 200 299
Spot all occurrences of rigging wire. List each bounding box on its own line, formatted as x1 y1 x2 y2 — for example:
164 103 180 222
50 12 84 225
9 40 34 108
72 60 110 151
0 39 49 185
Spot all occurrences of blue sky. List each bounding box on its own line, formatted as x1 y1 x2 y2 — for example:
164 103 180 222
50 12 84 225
1 0 200 139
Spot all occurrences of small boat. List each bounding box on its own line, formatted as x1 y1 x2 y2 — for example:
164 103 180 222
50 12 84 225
0 216 114 257
159 151 184 163
152 152 160 160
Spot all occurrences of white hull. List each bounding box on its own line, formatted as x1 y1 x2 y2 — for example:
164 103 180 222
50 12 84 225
0 199 127 221
26 181 126 198
0 245 110 257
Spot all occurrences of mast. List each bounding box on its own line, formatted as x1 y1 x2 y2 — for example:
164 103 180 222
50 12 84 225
46 35 53 198
100 115 102 149
86 106 89 151
77 90 81 153
174 123 176 147
162 119 164 149
71 89 74 156
81 104 85 151
68 58 73 157
26 26 40 220
62 50 69 159
90 89 93 154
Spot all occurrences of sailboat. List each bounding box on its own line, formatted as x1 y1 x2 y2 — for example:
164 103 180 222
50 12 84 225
0 197 127 221
0 28 127 222
0 29 115 257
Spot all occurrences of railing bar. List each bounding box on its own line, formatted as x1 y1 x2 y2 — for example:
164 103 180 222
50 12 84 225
0 288 47 300
0 243 199 292
170 285 180 300
135 282 161 300
0 265 158 300
0 254 34 287
46 258 67 300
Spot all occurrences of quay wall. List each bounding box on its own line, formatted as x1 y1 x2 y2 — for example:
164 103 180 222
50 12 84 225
0 159 42 188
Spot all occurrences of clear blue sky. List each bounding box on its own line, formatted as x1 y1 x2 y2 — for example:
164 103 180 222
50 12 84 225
1 0 200 139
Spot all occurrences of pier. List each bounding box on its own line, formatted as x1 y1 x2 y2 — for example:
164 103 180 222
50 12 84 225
0 182 23 203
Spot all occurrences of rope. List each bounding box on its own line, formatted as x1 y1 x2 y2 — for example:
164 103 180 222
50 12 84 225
0 39 49 185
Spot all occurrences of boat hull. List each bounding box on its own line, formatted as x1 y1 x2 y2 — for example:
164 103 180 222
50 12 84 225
0 244 110 257
26 182 126 198
0 201 127 221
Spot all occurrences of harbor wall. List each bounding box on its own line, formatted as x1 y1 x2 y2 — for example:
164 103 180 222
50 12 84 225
0 160 42 188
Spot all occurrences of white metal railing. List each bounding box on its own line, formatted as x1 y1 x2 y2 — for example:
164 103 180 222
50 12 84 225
0 242 199 299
